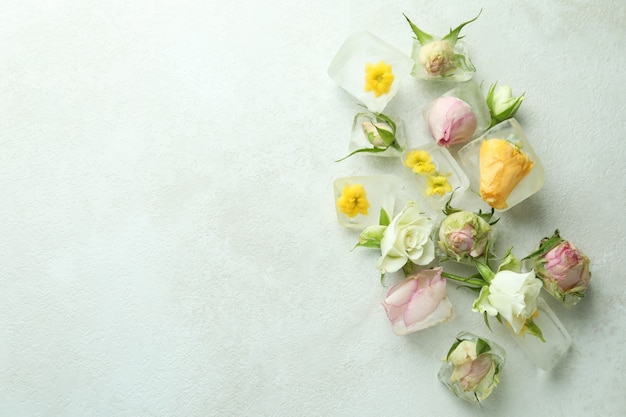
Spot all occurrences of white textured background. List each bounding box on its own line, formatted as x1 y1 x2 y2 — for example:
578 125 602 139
1 0 625 416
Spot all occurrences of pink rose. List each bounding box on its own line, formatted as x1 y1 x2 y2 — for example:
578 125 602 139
382 267 455 335
427 96 477 147
541 241 590 291
534 233 591 306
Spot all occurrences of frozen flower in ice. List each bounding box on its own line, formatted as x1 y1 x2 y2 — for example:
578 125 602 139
438 211 492 262
404 149 436 175
336 184 370 218
418 40 456 76
479 138 533 209
473 269 542 334
404 11 481 81
382 267 455 335
364 60 394 97
426 174 453 196
528 230 591 306
427 96 478 147
486 82 525 128
438 332 505 403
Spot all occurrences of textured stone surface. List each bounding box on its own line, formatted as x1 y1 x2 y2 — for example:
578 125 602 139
1 0 624 415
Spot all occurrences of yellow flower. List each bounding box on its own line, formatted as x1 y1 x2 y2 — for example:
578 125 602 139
337 184 370 218
426 174 453 196
479 138 534 209
404 150 436 175
364 60 394 97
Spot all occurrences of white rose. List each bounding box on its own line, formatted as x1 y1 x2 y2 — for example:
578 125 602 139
376 201 435 273
472 270 542 333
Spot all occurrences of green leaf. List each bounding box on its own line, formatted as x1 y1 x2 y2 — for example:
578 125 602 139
522 230 562 260
379 208 390 226
335 146 389 162
475 337 491 355
403 13 434 45
441 9 482 48
474 260 495 283
523 317 546 342
446 338 463 360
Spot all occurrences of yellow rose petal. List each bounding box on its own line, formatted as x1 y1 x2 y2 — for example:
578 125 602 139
479 138 534 209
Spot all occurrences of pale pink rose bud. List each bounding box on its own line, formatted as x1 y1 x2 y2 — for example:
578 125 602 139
418 40 456 76
381 267 455 335
427 96 477 147
534 234 591 306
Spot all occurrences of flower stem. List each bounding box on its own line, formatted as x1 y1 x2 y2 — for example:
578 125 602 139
441 271 486 287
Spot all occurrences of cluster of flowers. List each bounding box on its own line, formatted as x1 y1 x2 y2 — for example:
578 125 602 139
329 11 591 403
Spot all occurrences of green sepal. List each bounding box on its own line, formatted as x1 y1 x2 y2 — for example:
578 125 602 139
477 207 499 225
403 13 434 45
441 9 482 48
454 53 475 72
380 272 386 286
402 261 414 277
376 127 395 147
522 230 562 260
442 190 462 216
335 146 389 162
355 225 386 249
483 312 492 332
523 317 546 342
373 112 397 134
379 208 390 226
498 247 521 273
475 337 491 355
474 260 495 283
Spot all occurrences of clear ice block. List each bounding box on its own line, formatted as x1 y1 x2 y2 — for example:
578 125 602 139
507 297 572 371
328 32 414 113
437 331 506 403
344 111 406 159
457 119 545 211
333 175 399 229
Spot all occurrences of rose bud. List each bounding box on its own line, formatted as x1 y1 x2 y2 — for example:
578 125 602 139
479 138 533 209
418 40 456 76
382 267 455 335
438 211 492 262
533 232 591 306
486 82 525 127
427 96 477 147
438 332 505 403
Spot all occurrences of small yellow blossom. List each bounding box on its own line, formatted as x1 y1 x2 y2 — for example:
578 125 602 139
364 60 394 97
404 150 436 175
426 174 453 196
337 184 370 217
